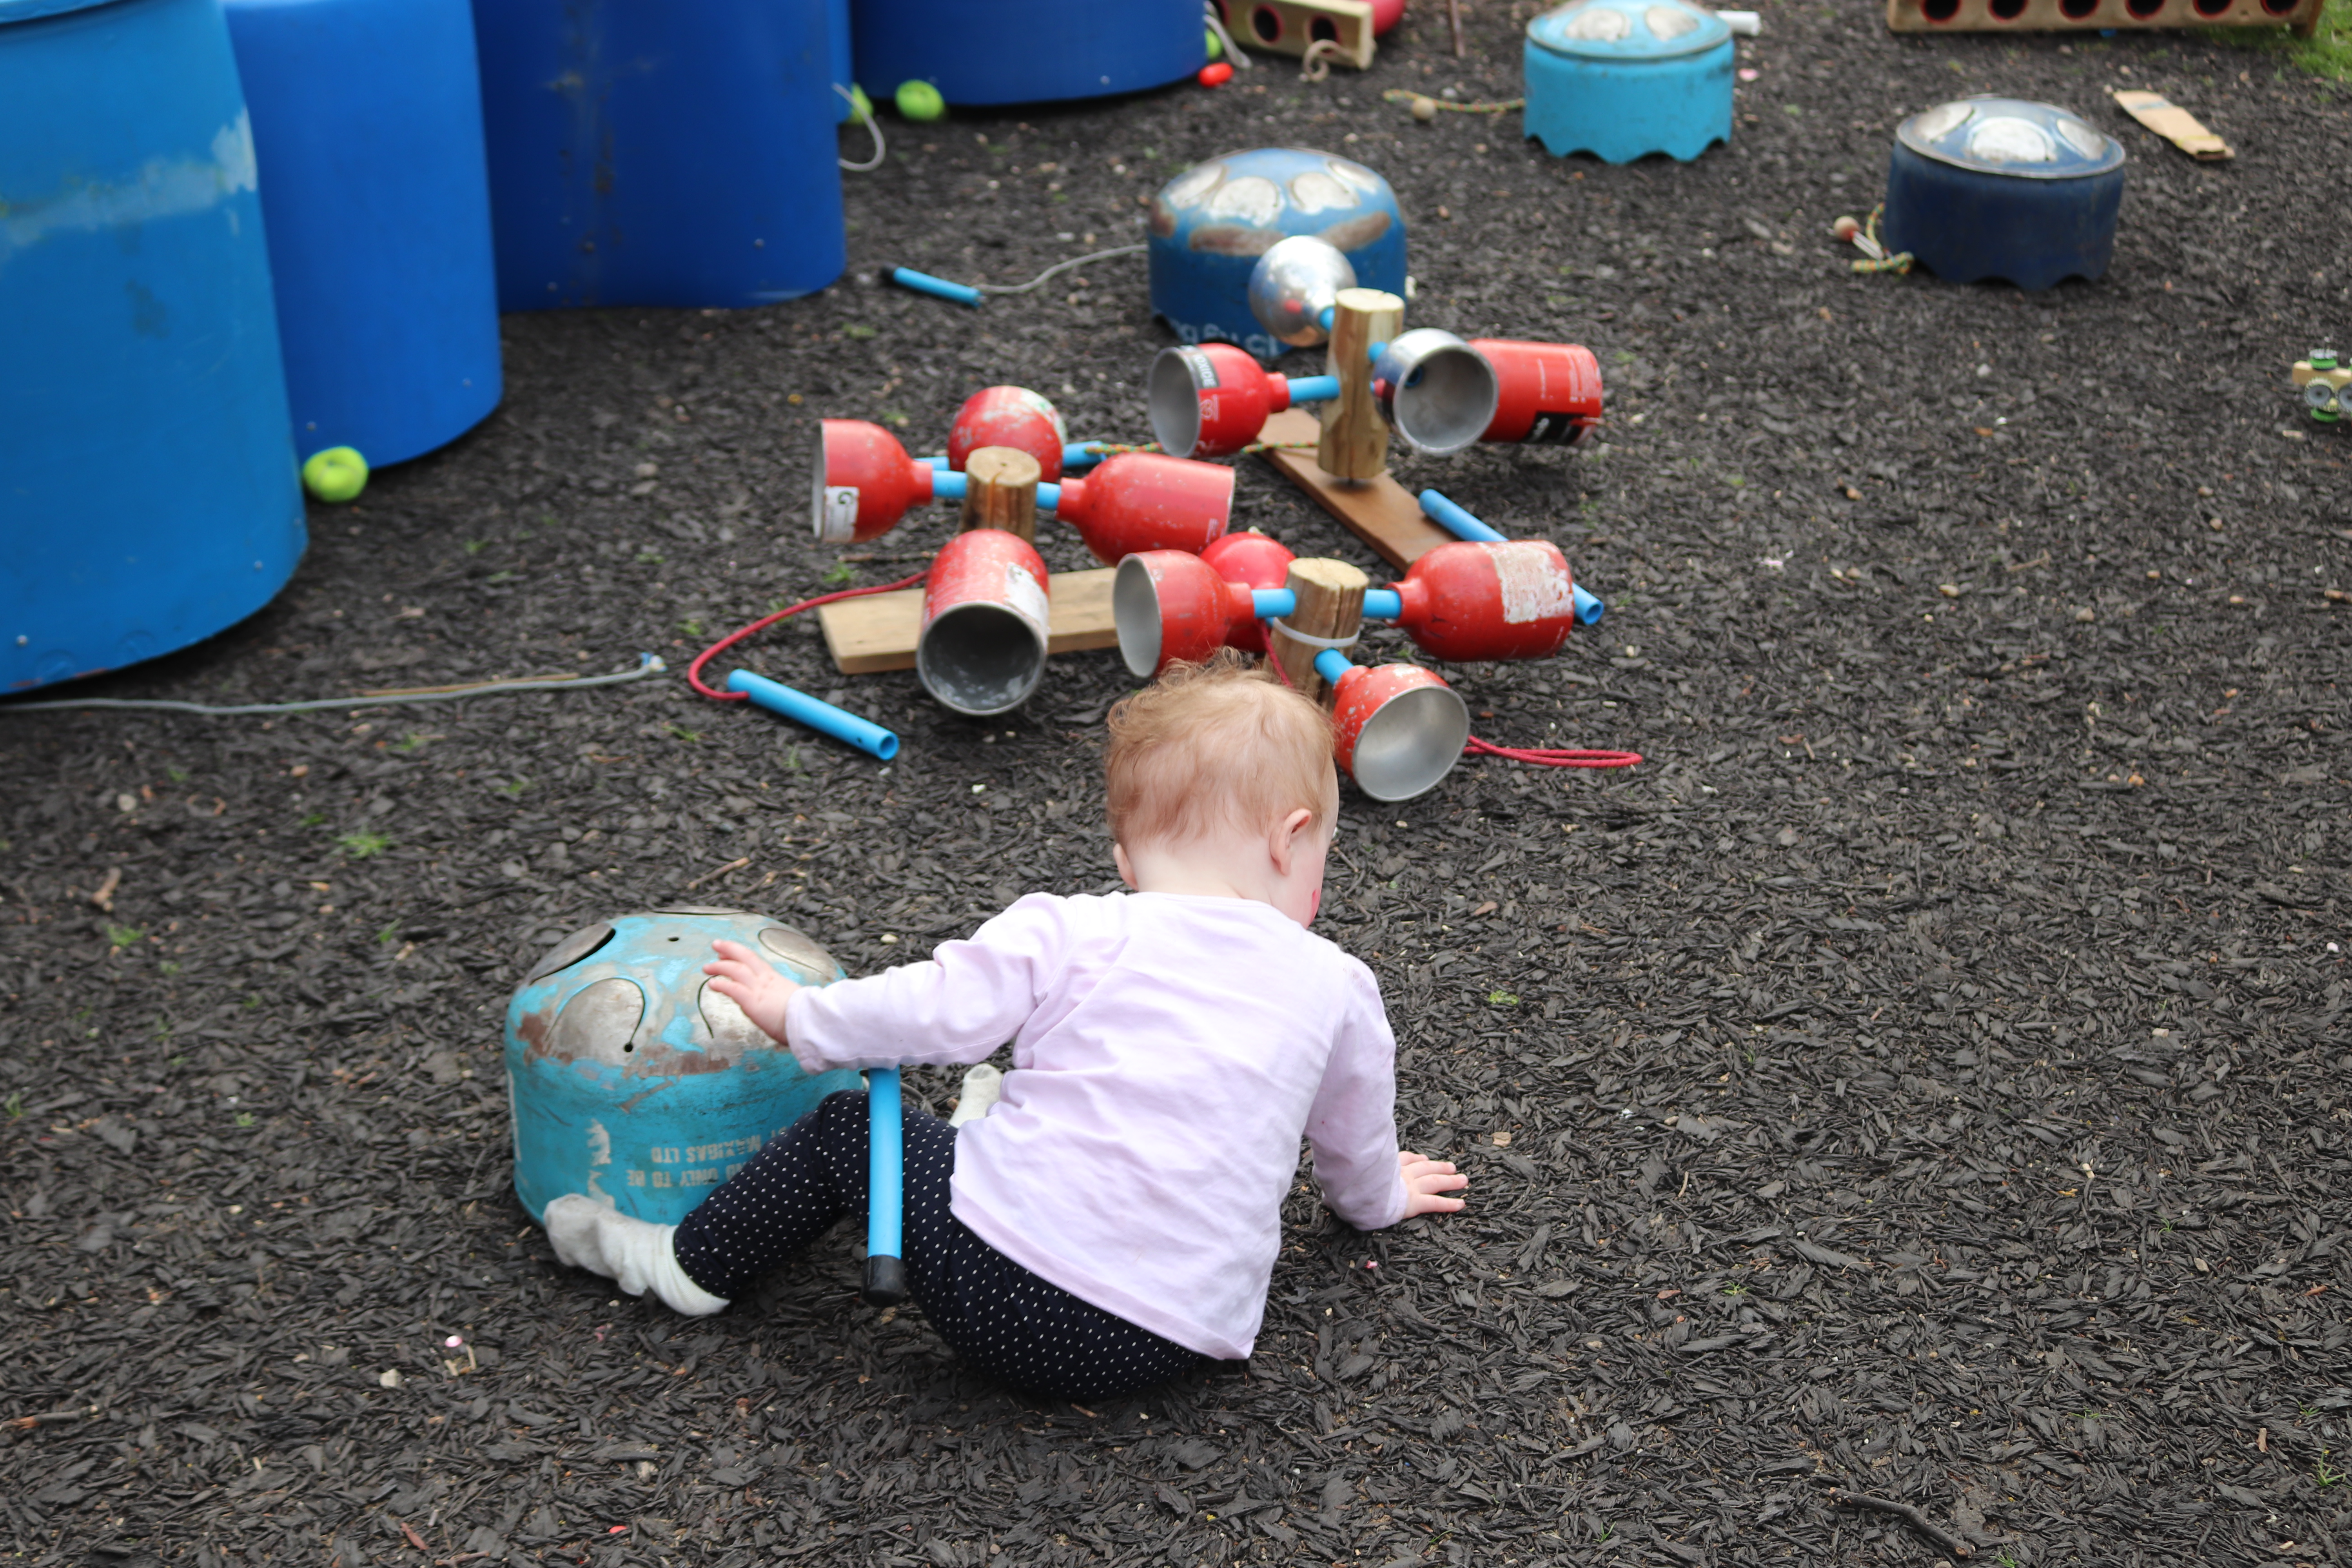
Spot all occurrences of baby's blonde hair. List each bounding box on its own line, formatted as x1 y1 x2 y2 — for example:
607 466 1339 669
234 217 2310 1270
1105 653 1336 848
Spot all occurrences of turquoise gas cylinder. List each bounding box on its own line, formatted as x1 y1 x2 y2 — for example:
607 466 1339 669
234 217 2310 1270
0 0 305 693
505 908 864 1225
1523 0 1734 165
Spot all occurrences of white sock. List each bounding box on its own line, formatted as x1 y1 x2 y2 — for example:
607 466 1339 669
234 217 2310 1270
543 1194 730 1316
949 1063 1004 1127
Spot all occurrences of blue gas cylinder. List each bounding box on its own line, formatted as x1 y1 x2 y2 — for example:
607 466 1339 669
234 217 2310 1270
224 0 503 466
471 0 845 310
1149 148 1408 361
0 0 305 693
1523 0 1733 165
1881 98 2125 292
852 0 1202 107
505 908 866 1225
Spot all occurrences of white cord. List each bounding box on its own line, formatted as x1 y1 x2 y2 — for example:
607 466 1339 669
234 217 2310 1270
836 85 886 173
1203 2 1252 68
0 654 667 717
1264 619 1362 650
970 244 1146 296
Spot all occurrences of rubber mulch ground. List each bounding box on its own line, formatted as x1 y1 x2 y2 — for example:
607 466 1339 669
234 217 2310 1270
4 5 2350 1567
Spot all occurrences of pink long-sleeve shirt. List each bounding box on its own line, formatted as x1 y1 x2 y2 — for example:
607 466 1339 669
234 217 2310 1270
781 890 1409 1360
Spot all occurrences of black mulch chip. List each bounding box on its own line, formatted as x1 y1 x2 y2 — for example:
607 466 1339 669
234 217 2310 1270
4 8 2350 1568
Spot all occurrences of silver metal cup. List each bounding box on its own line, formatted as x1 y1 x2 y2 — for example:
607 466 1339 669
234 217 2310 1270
1369 330 1501 455
1247 236 1358 349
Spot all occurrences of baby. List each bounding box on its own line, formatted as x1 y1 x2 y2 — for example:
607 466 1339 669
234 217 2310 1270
544 655 1466 1401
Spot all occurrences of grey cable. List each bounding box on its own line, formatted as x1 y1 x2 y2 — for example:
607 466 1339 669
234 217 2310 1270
0 653 667 717
835 85 887 172
972 244 1146 296
1203 2 1252 68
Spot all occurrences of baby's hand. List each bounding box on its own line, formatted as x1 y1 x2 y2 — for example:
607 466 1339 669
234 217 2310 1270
703 940 801 1045
1398 1150 1468 1218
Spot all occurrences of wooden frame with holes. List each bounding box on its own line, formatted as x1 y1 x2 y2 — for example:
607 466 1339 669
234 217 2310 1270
1887 0 2321 34
1214 0 1377 67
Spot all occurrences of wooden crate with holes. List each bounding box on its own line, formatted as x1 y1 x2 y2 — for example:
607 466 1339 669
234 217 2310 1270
1887 0 2321 32
1215 0 1376 68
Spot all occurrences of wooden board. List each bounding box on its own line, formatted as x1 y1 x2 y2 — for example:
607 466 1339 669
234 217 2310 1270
1886 0 2320 32
817 566 1118 675
1256 408 1457 571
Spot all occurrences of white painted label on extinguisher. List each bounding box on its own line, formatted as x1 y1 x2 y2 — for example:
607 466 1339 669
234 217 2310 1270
820 485 860 543
1491 542 1575 624
1004 564 1050 633
1181 346 1219 387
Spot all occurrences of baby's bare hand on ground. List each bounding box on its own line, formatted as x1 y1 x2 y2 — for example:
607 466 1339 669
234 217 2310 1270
703 939 800 1044
1399 1150 1468 1218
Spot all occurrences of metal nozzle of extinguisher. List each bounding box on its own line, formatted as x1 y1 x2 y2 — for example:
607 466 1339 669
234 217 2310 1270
1248 235 1360 349
1316 650 1470 802
1149 344 1340 459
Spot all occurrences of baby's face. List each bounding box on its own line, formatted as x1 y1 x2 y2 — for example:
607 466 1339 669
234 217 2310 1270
1266 771 1341 929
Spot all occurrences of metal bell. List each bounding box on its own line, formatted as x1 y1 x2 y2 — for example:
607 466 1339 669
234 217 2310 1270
1248 234 1359 348
1368 330 1500 454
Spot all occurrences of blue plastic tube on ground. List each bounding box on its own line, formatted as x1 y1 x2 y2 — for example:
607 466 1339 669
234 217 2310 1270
1417 488 1505 543
724 669 900 760
891 267 982 306
863 1066 905 1304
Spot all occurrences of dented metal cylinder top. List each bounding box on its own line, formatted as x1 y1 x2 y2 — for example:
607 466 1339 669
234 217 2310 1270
505 909 863 1225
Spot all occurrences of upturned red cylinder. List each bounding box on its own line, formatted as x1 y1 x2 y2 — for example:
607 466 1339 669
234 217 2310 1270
1330 663 1470 802
1467 339 1603 445
815 419 935 543
1053 452 1233 565
917 529 1052 717
946 386 1069 480
1112 550 1257 677
1388 539 1581 663
1149 343 1296 459
1199 530 1295 654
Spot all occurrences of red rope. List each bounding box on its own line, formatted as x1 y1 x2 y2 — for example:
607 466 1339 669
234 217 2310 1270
686 570 930 701
1464 735 1642 770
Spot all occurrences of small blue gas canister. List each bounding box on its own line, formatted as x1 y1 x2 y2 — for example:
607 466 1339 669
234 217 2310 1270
1148 148 1407 362
1523 0 1733 165
505 908 865 1225
223 0 503 466
851 0 1202 107
1881 98 2125 292
0 0 305 693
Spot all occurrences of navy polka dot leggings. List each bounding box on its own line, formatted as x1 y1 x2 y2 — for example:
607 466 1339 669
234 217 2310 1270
672 1090 1203 1402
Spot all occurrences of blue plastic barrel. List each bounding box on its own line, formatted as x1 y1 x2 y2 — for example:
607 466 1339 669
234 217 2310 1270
0 0 305 693
852 0 1203 107
472 0 846 310
224 0 502 466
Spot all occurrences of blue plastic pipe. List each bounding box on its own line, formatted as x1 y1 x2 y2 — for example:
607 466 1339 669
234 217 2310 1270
1419 488 1506 543
922 443 1104 473
891 267 982 306
1419 489 1605 624
863 1066 906 1304
1250 587 1401 621
725 670 900 759
1312 648 1355 686
1286 374 1340 404
1317 305 1335 332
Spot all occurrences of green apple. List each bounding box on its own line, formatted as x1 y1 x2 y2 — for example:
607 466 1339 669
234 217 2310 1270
302 446 369 504
895 80 945 122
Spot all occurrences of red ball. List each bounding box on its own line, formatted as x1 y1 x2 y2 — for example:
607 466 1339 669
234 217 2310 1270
1198 61 1234 87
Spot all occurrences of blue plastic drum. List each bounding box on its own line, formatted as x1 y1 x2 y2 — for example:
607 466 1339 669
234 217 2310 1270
852 0 1202 107
1524 0 1733 165
1881 98 2125 292
224 0 503 466
505 908 866 1226
0 0 305 694
1149 148 1408 361
472 0 845 310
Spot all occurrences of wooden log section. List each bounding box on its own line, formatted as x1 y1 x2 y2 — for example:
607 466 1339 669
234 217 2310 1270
1268 557 1367 706
1317 287 1404 484
958 445 1040 540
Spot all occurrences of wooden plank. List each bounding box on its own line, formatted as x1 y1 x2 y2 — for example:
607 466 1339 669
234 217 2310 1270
1256 408 1456 572
817 566 1119 675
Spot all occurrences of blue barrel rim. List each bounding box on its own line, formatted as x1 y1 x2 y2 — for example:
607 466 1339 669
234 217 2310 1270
0 0 123 23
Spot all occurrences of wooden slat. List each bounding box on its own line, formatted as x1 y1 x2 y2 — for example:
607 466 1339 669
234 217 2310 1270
817 566 1120 675
1255 408 1455 571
